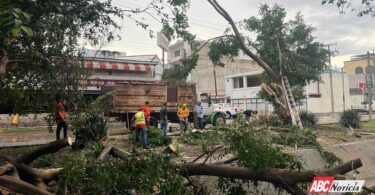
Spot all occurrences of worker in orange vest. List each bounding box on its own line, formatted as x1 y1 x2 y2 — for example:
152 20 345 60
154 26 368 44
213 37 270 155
177 103 190 133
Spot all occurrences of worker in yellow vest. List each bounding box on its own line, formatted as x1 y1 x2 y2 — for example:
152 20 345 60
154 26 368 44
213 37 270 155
177 103 190 133
131 107 149 149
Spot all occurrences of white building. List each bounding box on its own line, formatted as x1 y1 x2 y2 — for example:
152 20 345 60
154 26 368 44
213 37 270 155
225 70 352 114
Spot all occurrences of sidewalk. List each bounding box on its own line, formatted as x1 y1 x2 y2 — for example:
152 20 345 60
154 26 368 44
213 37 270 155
0 130 70 148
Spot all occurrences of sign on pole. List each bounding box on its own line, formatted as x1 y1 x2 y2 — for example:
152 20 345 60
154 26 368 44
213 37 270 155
157 32 170 52
366 74 373 88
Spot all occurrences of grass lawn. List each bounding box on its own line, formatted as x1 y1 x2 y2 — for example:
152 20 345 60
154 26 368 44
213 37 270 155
0 126 49 132
361 122 375 130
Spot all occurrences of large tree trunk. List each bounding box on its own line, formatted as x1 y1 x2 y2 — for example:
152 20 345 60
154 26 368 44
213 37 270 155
0 175 52 195
17 137 73 165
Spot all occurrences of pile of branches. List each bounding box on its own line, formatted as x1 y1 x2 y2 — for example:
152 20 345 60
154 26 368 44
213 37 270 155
0 135 364 195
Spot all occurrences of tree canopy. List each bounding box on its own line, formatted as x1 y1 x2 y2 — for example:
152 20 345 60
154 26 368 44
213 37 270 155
0 0 193 113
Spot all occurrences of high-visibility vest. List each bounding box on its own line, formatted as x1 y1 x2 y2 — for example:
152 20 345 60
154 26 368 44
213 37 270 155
178 108 189 118
135 111 146 125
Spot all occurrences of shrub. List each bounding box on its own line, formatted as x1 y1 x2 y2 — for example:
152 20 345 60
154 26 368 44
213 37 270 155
299 111 317 126
340 110 361 128
73 112 108 149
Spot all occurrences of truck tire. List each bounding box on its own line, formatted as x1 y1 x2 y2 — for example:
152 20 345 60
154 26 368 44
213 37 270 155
213 113 226 126
225 111 232 119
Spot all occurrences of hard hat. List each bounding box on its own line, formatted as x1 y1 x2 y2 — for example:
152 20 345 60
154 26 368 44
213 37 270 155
182 103 187 107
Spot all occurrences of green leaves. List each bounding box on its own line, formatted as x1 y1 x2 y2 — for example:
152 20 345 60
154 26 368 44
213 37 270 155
208 36 240 67
244 4 328 87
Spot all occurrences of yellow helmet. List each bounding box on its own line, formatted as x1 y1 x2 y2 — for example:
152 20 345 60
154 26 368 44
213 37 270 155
182 103 187 107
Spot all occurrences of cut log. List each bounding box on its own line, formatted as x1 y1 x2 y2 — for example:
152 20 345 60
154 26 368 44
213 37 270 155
163 144 178 155
98 145 113 161
17 137 73 165
0 175 52 195
17 163 63 181
0 162 13 176
110 146 133 161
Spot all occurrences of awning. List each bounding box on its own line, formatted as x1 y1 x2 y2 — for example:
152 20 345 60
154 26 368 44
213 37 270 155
85 60 154 72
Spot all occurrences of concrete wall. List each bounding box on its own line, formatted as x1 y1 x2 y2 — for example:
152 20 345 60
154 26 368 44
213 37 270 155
306 72 351 113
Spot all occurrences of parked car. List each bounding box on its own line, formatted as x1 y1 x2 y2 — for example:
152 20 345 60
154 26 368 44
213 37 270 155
351 100 375 113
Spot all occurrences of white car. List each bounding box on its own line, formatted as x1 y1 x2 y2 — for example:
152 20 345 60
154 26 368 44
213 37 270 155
351 100 375 113
218 104 240 119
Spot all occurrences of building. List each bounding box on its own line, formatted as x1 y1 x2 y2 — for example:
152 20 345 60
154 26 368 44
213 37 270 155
343 53 375 104
224 70 352 114
167 40 262 102
344 53 375 76
82 49 163 97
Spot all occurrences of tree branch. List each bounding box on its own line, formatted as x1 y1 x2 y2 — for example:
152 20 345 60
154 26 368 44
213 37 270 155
207 0 280 82
183 158 362 186
0 175 52 195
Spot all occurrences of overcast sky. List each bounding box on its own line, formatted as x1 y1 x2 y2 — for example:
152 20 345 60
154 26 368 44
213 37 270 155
91 0 375 67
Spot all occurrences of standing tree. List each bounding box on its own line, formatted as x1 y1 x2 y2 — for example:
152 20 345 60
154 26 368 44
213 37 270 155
163 1 328 124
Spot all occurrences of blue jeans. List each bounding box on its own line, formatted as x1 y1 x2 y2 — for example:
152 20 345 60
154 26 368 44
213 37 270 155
197 117 204 130
56 121 68 140
160 120 168 144
135 127 148 147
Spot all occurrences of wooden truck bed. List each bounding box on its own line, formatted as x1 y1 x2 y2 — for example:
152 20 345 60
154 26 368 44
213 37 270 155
112 82 197 113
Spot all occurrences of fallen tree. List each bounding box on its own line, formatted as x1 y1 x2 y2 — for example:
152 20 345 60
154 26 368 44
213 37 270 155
0 135 365 195
0 137 72 195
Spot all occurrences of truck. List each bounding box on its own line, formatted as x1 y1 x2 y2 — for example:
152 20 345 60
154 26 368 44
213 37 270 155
111 81 226 127
199 93 227 126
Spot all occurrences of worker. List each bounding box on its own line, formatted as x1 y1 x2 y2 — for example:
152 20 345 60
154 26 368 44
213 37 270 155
194 102 204 130
54 95 68 140
159 102 168 145
131 107 149 149
144 101 151 126
177 103 190 133
243 110 258 124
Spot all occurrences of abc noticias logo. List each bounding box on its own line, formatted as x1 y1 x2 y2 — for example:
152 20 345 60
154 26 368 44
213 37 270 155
307 176 365 193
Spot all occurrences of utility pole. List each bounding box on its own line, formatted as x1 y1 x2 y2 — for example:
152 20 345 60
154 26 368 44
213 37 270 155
342 67 345 111
368 51 374 122
213 65 218 101
323 43 337 113
162 49 165 71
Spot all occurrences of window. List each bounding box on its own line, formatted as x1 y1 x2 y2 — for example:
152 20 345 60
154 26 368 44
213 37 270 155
233 77 244 89
246 76 262 87
366 66 374 74
174 50 181 57
232 99 244 109
355 67 363 75
296 98 307 110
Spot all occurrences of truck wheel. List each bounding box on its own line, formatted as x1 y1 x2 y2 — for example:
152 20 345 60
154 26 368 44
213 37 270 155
213 113 226 126
225 111 232 119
